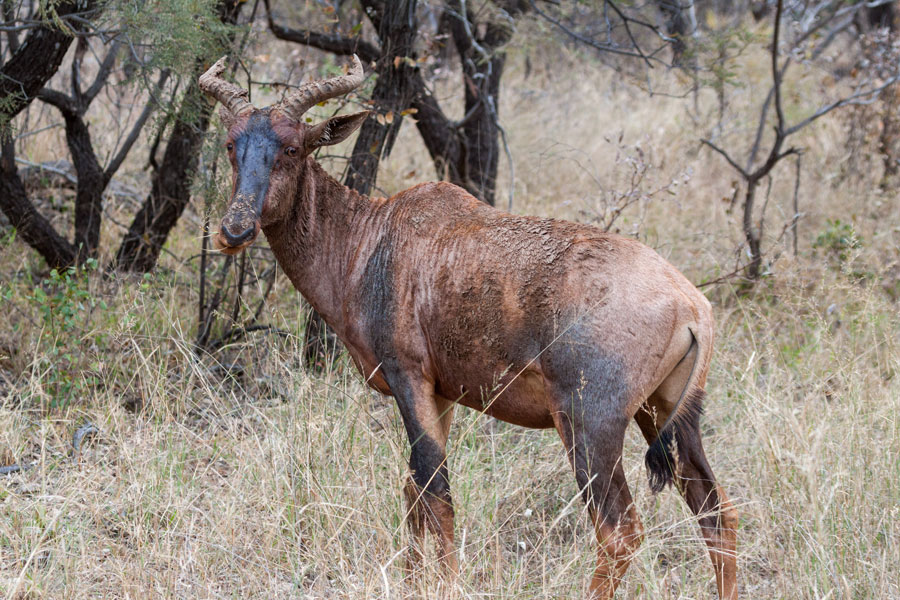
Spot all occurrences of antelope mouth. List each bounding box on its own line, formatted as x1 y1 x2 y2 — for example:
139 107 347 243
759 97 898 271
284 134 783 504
213 220 261 255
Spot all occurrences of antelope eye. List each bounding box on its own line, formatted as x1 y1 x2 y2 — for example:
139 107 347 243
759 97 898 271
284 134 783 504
284 146 297 157
226 142 234 151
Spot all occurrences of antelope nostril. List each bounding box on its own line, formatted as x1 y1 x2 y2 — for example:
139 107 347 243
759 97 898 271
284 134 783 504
222 225 255 247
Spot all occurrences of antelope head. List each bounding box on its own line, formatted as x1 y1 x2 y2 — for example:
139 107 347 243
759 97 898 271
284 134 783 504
199 56 369 254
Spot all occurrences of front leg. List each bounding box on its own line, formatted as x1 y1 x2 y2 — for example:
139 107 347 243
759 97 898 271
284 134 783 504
388 373 457 578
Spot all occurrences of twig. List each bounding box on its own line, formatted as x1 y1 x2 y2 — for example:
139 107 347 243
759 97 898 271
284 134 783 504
104 69 170 182
15 122 63 140
457 0 490 62
784 74 900 136
528 0 669 65
700 139 748 178
746 64 786 171
791 154 802 256
210 324 292 350
13 157 77 183
696 264 752 288
603 0 654 68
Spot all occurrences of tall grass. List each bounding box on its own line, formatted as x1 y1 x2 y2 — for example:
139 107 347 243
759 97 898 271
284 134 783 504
2 27 899 600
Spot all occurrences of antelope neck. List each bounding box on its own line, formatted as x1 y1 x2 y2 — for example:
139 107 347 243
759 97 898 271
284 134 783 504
263 156 384 334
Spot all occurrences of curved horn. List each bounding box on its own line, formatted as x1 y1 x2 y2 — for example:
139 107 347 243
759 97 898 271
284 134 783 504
199 56 255 117
279 55 365 121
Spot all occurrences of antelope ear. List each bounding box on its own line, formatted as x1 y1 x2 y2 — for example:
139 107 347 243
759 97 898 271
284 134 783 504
219 105 237 130
306 111 370 151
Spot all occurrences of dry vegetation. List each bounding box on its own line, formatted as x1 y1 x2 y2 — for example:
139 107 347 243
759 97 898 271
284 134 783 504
1 22 899 600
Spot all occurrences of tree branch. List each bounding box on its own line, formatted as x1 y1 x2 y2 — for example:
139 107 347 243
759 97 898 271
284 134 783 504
83 40 121 105
603 0 655 68
772 0 786 135
700 138 748 178
407 68 463 184
104 69 170 183
784 74 900 136
746 58 790 171
37 87 79 116
528 0 669 64
2 0 20 53
0 0 99 126
264 0 381 64
71 37 86 104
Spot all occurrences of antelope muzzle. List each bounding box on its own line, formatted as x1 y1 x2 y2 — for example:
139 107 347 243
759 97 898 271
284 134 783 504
214 116 279 254
215 191 263 254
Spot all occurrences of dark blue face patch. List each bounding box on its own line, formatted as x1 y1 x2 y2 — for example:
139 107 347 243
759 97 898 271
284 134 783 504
222 112 282 244
233 112 280 205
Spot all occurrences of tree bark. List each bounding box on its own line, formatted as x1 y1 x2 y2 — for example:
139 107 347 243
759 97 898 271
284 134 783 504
443 1 521 206
0 140 77 268
114 0 243 272
265 0 380 64
66 109 105 258
37 88 106 259
345 0 418 195
0 0 99 126
408 68 463 185
654 0 697 67
113 86 215 271
742 178 763 280
266 0 518 206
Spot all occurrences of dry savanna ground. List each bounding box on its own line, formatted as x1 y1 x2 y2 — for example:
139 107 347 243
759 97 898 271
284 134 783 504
1 24 899 600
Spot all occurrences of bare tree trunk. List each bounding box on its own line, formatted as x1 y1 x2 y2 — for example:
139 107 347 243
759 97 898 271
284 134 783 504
113 88 215 271
67 113 105 257
408 68 463 184
345 0 418 194
37 88 107 259
0 140 77 268
266 0 520 207
114 0 243 272
444 1 516 206
742 178 763 280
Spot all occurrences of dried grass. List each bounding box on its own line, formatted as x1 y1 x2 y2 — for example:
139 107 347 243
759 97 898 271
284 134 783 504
1 26 899 600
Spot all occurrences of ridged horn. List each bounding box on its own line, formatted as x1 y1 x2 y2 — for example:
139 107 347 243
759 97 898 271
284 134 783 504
199 56 255 117
279 55 364 121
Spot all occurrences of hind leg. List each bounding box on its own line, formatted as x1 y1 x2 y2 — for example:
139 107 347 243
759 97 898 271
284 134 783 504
636 394 738 600
552 409 643 599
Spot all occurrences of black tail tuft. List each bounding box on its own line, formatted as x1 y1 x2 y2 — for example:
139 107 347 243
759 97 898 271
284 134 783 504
644 388 705 493
645 427 677 493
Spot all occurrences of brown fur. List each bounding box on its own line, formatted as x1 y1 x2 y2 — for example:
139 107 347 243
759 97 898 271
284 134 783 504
208 97 737 599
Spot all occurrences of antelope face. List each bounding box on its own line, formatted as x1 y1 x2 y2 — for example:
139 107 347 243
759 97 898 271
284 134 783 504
199 55 368 255
215 110 302 255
